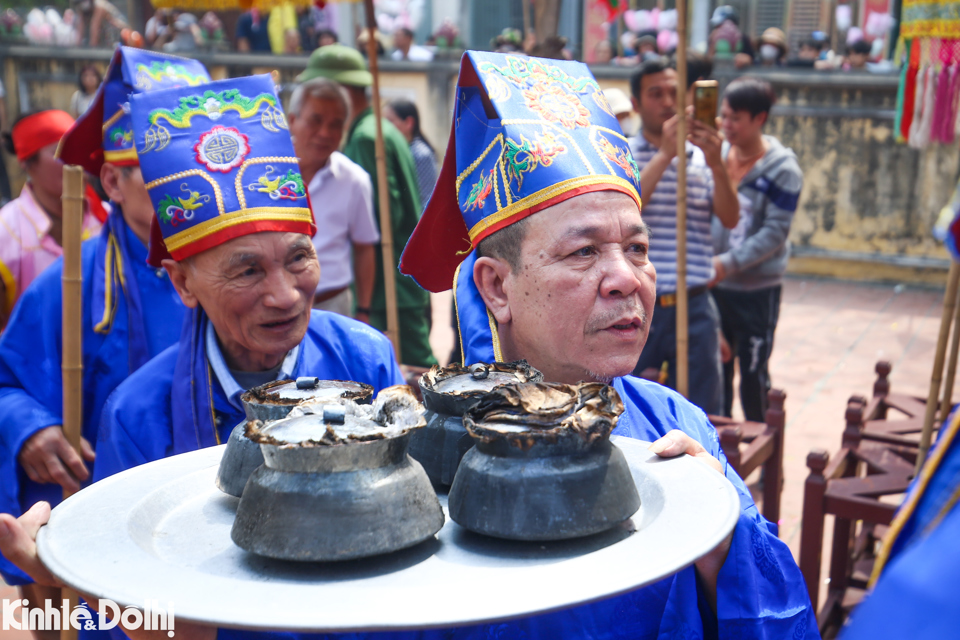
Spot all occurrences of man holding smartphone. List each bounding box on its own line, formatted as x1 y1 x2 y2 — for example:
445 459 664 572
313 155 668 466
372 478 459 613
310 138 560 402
628 56 739 414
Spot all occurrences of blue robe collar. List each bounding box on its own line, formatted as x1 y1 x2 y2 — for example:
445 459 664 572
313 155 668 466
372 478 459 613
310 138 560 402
204 319 299 411
91 209 151 371
454 250 504 365
171 307 305 454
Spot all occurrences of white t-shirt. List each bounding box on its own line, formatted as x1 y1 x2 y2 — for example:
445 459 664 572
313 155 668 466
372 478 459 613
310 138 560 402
309 151 380 295
390 45 434 62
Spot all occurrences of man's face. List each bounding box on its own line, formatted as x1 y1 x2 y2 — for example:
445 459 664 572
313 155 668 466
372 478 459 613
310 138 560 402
167 232 320 370
289 95 346 170
100 164 154 242
635 68 677 135
394 30 411 51
849 52 868 69
719 100 765 146
25 143 64 202
798 44 818 60
486 191 655 384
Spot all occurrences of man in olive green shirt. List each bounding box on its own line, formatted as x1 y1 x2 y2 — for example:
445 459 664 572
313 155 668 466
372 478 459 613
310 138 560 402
297 45 436 367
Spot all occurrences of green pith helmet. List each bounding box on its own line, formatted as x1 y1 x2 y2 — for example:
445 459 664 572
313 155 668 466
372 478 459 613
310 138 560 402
297 44 373 87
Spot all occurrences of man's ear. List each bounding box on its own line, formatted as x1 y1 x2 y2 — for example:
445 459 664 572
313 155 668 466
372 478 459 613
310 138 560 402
473 256 513 325
99 163 124 204
162 258 200 309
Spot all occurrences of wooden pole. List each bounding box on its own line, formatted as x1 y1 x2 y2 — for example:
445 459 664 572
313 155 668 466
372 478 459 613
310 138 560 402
938 282 960 425
917 262 960 474
60 165 84 640
362 0 401 362
521 0 532 43
675 0 689 398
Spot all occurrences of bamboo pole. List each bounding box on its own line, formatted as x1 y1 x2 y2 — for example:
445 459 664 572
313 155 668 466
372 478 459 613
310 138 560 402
917 262 960 474
675 0 689 398
362 0 401 361
60 165 84 640
938 281 960 425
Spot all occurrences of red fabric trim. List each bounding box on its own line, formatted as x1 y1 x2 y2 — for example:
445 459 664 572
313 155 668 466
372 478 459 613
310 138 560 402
84 184 109 223
13 110 75 162
471 183 641 247
166 219 317 262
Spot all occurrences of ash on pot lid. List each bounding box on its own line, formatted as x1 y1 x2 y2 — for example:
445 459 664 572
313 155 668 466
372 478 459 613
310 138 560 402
248 385 426 446
465 382 624 443
421 361 542 396
242 379 372 406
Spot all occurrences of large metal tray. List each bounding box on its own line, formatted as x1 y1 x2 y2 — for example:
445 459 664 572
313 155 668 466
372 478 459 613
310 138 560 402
36 436 740 632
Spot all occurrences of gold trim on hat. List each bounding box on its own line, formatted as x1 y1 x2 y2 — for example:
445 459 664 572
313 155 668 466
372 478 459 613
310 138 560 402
466 174 641 243
234 156 301 209
145 170 226 215
103 148 139 164
162 207 314 253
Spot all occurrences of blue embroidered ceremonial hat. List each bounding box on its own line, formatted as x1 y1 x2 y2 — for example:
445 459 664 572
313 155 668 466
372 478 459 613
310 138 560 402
58 47 209 175
399 51 642 294
129 74 315 264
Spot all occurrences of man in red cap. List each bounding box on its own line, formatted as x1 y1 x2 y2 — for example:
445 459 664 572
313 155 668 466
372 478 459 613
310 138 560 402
0 109 103 327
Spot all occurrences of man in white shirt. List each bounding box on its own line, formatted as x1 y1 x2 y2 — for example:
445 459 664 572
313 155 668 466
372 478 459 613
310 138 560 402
288 78 379 321
391 27 434 62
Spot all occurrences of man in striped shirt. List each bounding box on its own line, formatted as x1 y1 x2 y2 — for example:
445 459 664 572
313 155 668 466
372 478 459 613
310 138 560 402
628 57 739 414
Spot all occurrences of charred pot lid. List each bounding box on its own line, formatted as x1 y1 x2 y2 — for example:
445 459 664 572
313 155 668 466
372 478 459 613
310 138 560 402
419 361 543 416
244 385 427 472
463 382 624 455
240 378 374 422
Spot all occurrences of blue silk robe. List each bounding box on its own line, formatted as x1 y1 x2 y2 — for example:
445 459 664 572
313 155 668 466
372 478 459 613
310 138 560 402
840 408 960 639
0 211 183 585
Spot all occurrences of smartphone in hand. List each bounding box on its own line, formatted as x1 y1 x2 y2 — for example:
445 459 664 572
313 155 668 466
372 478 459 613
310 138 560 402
693 80 719 129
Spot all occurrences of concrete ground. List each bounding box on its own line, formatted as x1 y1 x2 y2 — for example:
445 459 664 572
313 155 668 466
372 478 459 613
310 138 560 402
2 275 956 638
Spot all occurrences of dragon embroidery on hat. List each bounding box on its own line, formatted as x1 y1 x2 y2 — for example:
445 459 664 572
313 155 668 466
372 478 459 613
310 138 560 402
502 131 567 195
194 126 250 173
595 133 641 184
521 84 591 129
109 126 133 148
141 89 287 154
464 168 495 212
246 165 306 201
156 184 210 227
135 61 208 90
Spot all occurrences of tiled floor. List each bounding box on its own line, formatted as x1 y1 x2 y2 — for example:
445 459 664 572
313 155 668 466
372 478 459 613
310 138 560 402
2 276 955 638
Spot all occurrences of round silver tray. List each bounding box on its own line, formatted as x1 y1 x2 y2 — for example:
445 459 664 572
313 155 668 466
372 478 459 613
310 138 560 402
37 436 740 632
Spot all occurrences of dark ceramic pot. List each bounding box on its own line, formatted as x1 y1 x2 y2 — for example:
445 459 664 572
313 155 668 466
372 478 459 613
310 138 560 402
215 378 373 497
409 362 542 487
448 382 640 541
231 390 444 561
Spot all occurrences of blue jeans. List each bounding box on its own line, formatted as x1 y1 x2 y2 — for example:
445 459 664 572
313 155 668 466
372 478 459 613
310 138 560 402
632 290 723 415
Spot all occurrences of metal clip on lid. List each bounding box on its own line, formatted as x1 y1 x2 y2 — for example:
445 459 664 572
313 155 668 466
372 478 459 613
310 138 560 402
296 376 320 389
469 364 490 380
322 404 346 424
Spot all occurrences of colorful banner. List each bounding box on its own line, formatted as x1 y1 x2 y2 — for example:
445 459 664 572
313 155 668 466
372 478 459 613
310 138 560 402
901 0 960 39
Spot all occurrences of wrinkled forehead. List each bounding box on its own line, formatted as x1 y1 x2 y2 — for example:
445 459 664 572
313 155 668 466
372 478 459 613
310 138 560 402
190 232 315 267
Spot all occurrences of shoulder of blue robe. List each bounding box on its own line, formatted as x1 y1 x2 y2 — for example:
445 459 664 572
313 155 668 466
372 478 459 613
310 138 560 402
94 344 179 483
614 376 819 639
839 486 960 639
300 310 405 392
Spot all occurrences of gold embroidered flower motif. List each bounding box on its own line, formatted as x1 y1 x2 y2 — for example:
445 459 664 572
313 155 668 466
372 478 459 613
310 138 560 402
521 83 591 129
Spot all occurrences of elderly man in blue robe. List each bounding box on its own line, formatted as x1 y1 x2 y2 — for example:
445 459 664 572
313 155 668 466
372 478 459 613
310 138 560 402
1 58 814 640
0 47 209 596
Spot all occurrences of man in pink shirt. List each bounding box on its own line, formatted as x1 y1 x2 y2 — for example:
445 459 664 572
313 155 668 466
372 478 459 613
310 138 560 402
0 110 102 326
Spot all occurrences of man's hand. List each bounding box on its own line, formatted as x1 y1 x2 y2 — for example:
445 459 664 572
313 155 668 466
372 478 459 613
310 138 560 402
648 429 732 612
708 256 727 287
0 502 59 586
18 426 96 494
657 114 680 161
688 119 724 170
648 429 723 474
